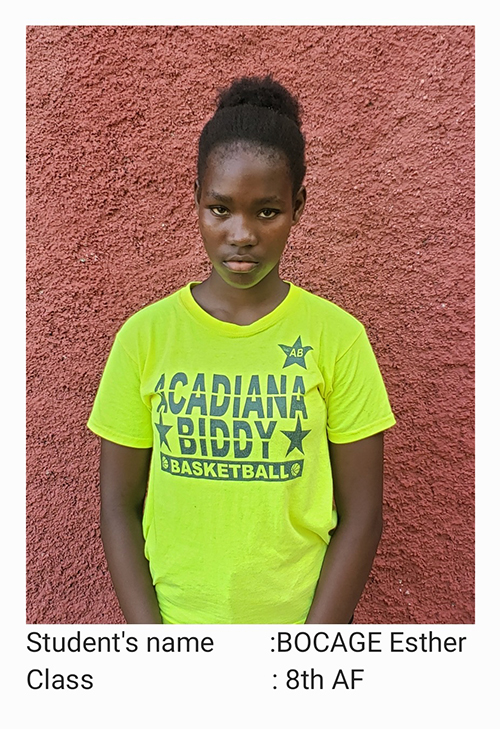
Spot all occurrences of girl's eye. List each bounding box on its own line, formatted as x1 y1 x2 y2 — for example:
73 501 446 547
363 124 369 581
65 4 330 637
210 206 229 217
258 209 279 219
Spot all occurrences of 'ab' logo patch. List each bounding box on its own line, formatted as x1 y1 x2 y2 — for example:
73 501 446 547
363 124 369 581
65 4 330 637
279 336 313 369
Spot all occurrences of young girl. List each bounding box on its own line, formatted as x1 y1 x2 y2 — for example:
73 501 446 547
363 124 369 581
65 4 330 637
88 76 395 624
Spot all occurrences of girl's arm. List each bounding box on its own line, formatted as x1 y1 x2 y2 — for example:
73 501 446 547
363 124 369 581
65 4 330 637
99 438 163 624
305 432 384 624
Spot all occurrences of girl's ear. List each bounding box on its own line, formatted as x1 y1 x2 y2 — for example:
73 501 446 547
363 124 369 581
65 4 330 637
292 186 306 225
194 179 201 211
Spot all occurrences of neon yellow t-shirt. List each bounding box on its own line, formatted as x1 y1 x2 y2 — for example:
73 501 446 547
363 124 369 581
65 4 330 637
88 282 395 624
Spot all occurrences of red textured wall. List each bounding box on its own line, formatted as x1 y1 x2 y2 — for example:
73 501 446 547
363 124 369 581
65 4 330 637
26 26 474 624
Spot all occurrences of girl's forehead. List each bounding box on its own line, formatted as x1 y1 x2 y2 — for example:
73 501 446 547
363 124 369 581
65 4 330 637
203 143 293 190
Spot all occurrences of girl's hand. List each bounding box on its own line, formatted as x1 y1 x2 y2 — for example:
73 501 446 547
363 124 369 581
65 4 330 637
305 432 384 624
99 439 162 624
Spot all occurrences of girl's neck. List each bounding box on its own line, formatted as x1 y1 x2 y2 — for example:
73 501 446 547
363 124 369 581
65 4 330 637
192 268 290 326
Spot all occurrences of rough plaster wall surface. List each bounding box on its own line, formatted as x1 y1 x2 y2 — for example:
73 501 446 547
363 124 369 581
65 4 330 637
26 25 474 624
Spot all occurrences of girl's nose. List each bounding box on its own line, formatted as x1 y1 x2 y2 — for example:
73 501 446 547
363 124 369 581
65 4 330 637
228 216 257 246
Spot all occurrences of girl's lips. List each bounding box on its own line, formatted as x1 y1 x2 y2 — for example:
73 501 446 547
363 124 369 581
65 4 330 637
223 260 258 272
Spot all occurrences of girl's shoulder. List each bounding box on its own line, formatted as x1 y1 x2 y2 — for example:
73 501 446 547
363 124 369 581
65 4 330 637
117 285 187 335
293 284 364 334
110 286 190 361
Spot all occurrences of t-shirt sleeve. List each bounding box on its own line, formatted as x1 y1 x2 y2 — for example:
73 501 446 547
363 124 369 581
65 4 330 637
326 326 396 444
87 334 154 448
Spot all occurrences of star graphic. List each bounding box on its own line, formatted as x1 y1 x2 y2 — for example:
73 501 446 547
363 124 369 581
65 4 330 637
278 336 313 369
280 415 311 456
155 412 172 450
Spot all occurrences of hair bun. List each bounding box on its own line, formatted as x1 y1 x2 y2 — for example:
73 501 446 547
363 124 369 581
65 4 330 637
216 75 302 129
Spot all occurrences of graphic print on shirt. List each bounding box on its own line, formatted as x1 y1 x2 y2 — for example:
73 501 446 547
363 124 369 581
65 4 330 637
278 336 313 369
153 338 314 482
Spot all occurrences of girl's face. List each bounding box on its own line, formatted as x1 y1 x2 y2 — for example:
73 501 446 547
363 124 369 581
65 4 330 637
195 145 305 290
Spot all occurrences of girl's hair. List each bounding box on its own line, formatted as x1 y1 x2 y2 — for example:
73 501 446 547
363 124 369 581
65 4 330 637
197 75 306 194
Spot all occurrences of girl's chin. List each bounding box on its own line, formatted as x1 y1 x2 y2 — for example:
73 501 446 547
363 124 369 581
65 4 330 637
209 263 281 290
